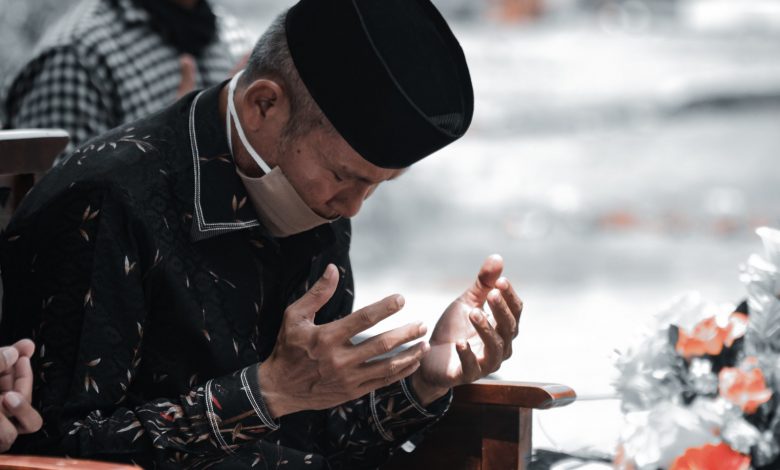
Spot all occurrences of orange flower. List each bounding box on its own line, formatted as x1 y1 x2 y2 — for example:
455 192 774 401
719 357 773 414
675 312 748 359
670 443 750 470
613 443 636 470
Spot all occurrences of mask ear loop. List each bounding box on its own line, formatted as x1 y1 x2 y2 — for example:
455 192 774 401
227 70 274 175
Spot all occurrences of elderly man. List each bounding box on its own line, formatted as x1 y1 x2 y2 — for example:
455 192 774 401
0 0 523 468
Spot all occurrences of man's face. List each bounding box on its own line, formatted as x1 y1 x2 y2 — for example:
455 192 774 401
275 129 404 219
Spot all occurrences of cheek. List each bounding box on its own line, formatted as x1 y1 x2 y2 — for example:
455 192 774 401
291 171 337 207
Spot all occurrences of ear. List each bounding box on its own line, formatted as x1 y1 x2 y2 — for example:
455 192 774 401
240 78 290 132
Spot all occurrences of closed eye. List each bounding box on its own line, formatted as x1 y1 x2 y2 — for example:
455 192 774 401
331 170 344 182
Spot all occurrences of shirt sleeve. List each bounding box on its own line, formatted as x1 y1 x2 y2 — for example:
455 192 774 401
3 46 115 155
0 186 279 467
301 228 454 469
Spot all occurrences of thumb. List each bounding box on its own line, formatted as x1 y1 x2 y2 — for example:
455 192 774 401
287 264 340 322
463 254 504 306
176 54 197 98
0 346 19 373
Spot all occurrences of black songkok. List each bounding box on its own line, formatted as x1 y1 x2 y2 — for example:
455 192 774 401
286 0 474 169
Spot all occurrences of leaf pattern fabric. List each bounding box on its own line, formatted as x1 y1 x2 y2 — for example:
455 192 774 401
0 84 451 469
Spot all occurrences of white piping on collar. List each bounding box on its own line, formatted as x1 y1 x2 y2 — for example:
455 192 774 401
189 90 259 236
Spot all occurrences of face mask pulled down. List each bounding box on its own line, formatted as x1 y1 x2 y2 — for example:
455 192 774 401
226 71 335 238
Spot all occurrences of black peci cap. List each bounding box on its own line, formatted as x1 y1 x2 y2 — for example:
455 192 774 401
285 0 474 169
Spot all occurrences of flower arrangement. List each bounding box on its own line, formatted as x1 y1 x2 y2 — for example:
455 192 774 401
613 227 780 470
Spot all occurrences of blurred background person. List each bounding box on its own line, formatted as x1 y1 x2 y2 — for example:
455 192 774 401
2 0 252 152
0 0 252 213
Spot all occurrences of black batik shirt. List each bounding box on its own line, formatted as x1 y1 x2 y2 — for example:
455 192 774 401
0 84 451 469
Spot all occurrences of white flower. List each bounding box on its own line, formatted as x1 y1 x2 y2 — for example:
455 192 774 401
619 401 720 469
688 358 718 395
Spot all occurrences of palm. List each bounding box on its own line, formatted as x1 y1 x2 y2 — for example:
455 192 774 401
417 256 503 388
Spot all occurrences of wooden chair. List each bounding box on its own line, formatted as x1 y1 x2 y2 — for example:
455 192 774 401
0 129 68 221
0 455 139 469
383 379 576 470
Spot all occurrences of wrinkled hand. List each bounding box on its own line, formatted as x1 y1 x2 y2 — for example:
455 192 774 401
0 339 43 452
411 255 523 405
259 264 429 418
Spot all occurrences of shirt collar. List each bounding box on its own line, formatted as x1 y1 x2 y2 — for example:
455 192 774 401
188 83 260 241
186 82 337 252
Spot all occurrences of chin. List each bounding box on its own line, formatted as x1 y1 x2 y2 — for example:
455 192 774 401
314 207 340 219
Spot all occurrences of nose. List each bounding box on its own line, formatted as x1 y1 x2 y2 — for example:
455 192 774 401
333 184 374 218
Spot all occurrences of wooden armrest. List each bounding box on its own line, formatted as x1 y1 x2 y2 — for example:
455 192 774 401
384 380 576 469
0 455 139 469
454 379 576 409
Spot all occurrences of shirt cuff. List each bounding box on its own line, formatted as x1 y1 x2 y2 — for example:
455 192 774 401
369 379 453 442
203 366 279 452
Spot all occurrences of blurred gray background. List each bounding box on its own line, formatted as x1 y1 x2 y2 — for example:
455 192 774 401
2 0 780 454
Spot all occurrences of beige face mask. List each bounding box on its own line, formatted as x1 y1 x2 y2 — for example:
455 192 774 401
227 70 335 238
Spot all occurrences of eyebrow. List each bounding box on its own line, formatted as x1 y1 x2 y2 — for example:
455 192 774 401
322 148 402 183
340 166 375 185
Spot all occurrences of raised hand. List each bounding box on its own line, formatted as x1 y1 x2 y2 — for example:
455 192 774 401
410 254 524 405
0 339 43 452
258 264 429 418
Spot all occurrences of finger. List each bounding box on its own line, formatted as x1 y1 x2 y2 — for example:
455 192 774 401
0 372 13 394
176 54 197 98
287 264 339 322
3 392 41 434
496 277 523 325
464 254 504 306
332 294 405 340
0 414 18 452
456 341 482 384
12 339 35 359
0 347 19 374
487 289 516 356
359 341 429 389
13 356 33 401
469 309 504 373
359 356 423 393
354 322 427 362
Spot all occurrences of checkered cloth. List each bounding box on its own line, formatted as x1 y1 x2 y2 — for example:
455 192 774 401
1 0 255 158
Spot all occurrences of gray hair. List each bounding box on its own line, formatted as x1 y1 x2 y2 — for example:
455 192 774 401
243 12 333 141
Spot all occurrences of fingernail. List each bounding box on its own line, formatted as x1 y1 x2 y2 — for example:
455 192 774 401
323 264 334 280
421 341 430 353
5 392 20 408
2 348 16 367
489 290 500 302
396 295 405 309
457 341 467 351
470 310 482 323
418 323 427 336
